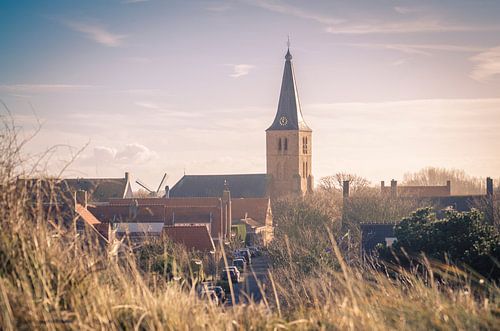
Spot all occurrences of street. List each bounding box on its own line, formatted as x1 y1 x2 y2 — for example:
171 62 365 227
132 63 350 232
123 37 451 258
228 255 270 305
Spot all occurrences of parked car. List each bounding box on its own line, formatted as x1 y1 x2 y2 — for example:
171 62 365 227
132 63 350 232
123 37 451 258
248 246 262 257
233 258 245 272
234 253 247 264
225 266 240 278
221 268 240 283
199 289 219 305
237 248 252 265
208 286 226 303
197 281 215 294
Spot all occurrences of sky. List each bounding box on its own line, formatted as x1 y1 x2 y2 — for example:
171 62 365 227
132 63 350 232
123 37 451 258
1 0 500 189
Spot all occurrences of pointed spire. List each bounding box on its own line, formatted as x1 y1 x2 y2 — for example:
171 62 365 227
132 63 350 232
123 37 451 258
267 42 311 131
285 35 292 60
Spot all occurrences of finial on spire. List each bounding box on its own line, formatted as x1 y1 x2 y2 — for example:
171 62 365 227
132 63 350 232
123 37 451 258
285 35 292 61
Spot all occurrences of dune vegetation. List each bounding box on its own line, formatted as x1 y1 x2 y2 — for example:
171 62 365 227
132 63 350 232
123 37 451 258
1 117 499 330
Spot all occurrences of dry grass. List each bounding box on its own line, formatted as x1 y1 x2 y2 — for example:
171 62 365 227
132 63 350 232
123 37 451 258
1 116 499 330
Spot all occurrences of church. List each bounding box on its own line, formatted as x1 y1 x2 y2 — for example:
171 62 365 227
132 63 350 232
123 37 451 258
170 46 313 199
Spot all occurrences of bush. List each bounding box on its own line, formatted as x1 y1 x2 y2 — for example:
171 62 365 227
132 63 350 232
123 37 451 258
378 208 500 279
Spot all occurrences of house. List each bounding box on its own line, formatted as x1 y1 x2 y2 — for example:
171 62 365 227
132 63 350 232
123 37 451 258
89 195 232 245
75 202 109 245
18 172 133 208
380 179 451 197
61 172 133 203
360 223 396 253
231 197 274 246
163 225 216 252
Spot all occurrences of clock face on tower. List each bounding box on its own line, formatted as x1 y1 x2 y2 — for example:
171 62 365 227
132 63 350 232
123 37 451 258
279 116 288 126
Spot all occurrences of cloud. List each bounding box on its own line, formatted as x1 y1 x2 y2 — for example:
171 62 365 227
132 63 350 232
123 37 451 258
240 0 499 35
91 143 157 165
325 20 499 35
93 146 117 163
228 64 255 78
116 143 157 163
240 0 343 25
470 46 500 82
134 101 162 110
134 101 200 117
206 3 232 12
124 57 152 64
65 21 126 47
393 6 421 14
347 43 485 56
392 59 408 66
0 84 95 93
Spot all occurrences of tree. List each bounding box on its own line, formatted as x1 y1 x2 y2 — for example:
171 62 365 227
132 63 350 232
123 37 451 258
268 195 342 274
378 208 500 280
319 172 370 195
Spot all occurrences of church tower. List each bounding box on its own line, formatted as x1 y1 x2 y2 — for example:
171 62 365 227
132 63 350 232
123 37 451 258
266 46 313 197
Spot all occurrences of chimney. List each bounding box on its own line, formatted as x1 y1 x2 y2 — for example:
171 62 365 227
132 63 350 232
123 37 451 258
343 180 350 198
390 179 397 198
446 180 451 195
124 172 130 182
74 190 87 209
486 177 493 196
222 181 232 240
165 185 170 198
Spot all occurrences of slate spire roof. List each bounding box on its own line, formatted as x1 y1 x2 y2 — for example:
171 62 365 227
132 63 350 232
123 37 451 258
267 47 311 131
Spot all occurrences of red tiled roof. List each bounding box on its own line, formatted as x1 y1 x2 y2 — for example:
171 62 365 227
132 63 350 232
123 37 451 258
76 203 101 225
89 204 166 222
163 225 215 252
75 204 109 241
88 197 226 240
108 197 221 207
167 207 215 223
231 198 271 226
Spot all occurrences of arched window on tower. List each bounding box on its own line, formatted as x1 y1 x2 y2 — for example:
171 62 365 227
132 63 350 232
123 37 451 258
303 137 308 154
278 138 282 151
284 138 288 151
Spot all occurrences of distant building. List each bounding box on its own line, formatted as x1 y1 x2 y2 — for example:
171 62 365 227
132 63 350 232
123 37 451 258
380 179 451 197
266 47 313 197
360 223 396 253
170 174 269 198
89 194 232 246
232 197 274 246
163 226 215 253
60 172 133 203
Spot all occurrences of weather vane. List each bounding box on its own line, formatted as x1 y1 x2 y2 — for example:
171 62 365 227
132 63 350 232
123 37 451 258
287 34 291 49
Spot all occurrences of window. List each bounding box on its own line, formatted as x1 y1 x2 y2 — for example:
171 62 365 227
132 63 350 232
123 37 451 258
278 138 282 151
302 162 306 178
302 137 308 154
284 138 288 151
